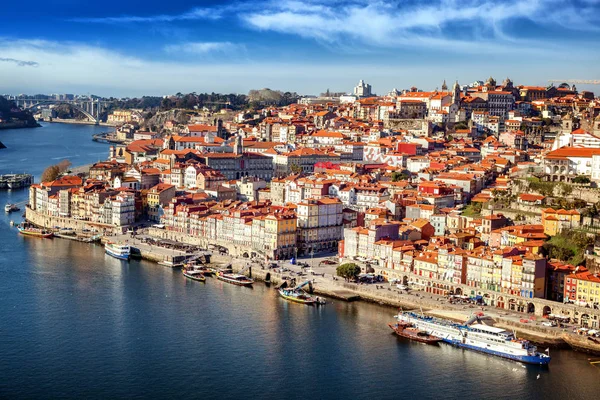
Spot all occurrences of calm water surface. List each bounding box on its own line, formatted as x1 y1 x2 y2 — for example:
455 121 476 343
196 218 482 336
0 123 599 399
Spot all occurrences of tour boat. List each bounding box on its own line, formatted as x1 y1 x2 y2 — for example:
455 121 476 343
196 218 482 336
4 204 19 213
388 322 442 344
215 270 254 286
395 311 551 365
183 268 206 282
17 224 53 238
105 242 131 261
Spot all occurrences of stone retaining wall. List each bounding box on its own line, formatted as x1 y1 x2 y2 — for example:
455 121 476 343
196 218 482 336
26 207 118 234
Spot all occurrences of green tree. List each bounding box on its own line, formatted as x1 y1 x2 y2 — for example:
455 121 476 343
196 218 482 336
573 176 591 184
336 263 361 281
391 171 410 182
558 183 573 197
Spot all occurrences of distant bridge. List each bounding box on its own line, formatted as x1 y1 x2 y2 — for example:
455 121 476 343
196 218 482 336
13 98 113 124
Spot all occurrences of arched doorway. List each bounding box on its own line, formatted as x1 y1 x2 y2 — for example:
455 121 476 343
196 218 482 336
243 252 249 258
582 314 590 328
542 305 551 317
497 296 505 309
509 299 517 311
455 287 463 296
402 275 408 286
527 303 535 314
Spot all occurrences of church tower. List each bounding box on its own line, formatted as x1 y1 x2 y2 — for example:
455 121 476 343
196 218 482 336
234 135 244 155
452 80 461 105
441 80 448 91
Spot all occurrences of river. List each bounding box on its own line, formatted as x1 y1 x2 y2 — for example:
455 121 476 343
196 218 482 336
0 123 599 399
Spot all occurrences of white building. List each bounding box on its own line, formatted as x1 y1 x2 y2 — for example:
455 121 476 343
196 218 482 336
353 80 372 98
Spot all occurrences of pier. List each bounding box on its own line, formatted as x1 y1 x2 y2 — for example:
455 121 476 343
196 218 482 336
0 174 33 190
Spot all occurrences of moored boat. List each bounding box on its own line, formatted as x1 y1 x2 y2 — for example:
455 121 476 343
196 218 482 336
17 224 53 238
105 242 131 261
279 288 318 304
183 269 206 282
388 322 442 344
216 270 254 286
4 203 19 213
395 311 551 365
278 280 324 305
184 261 214 276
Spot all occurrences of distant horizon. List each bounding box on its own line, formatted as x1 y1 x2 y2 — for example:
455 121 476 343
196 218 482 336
3 80 597 101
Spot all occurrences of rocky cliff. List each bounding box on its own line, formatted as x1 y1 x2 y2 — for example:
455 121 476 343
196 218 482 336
143 109 191 131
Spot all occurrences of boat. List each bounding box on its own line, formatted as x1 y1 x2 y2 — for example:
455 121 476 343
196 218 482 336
17 224 53 238
182 268 206 282
4 203 19 213
278 280 320 305
279 288 319 304
105 242 131 261
388 322 442 344
215 270 254 286
395 311 551 365
184 261 214 276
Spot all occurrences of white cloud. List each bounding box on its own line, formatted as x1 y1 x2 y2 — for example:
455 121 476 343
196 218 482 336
164 42 244 55
0 36 598 98
70 7 223 23
241 0 600 51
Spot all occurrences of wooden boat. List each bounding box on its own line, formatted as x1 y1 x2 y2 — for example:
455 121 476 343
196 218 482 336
388 322 442 344
279 288 318 304
17 224 53 238
278 280 325 305
183 269 206 282
216 270 254 286
184 262 214 276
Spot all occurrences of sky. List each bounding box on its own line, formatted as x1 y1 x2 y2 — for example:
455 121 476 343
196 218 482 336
1 0 600 97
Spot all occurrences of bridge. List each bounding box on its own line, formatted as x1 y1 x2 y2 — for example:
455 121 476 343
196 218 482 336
13 98 113 124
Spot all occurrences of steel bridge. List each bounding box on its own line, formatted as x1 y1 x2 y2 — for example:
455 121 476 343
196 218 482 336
13 98 112 123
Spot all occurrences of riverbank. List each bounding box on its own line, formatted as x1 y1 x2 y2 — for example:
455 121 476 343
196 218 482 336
43 118 115 127
0 121 41 130
210 255 600 355
24 219 600 355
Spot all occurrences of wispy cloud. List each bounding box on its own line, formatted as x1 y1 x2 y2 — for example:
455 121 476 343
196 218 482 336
164 42 244 55
0 57 38 67
241 0 600 52
1 36 598 97
70 7 222 23
70 0 600 54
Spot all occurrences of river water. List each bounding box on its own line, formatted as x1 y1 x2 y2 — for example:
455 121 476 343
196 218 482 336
0 123 599 399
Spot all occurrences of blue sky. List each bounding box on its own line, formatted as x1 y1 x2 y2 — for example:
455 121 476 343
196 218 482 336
1 0 600 97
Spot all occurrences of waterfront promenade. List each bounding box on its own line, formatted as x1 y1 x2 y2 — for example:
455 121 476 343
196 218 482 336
206 253 599 353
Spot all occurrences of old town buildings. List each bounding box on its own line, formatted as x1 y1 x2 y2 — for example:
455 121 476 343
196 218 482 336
30 78 600 314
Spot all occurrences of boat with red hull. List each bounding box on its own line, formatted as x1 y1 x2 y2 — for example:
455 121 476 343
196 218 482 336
388 322 442 344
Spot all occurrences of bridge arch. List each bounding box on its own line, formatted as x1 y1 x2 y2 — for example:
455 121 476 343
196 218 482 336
26 100 98 123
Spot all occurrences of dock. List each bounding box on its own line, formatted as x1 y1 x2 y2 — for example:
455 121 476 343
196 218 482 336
0 174 33 189
326 290 361 301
